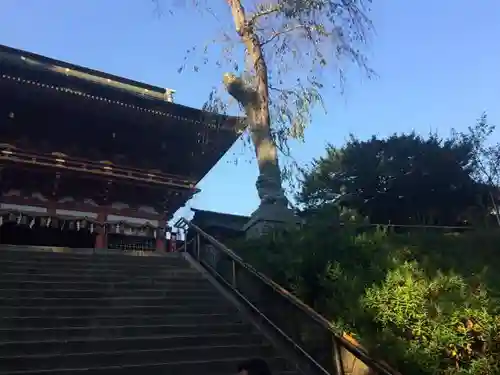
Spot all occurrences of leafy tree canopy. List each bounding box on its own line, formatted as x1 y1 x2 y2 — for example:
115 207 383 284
462 114 500 224
297 130 494 226
157 0 374 206
226 115 500 375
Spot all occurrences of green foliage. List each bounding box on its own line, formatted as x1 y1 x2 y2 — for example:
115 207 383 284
297 129 495 226
160 0 374 181
462 113 500 225
230 225 500 375
363 262 500 374
465 113 500 187
226 115 500 374
257 0 374 146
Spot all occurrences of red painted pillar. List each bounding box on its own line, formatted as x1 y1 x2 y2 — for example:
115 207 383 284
94 210 107 249
47 201 56 217
169 232 177 253
155 215 167 252
155 228 166 252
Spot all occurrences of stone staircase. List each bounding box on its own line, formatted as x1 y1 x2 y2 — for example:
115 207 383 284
0 248 300 375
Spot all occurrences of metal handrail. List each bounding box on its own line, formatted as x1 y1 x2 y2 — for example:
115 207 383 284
178 217 398 375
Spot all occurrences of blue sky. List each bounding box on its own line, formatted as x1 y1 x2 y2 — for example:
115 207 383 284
1 0 499 220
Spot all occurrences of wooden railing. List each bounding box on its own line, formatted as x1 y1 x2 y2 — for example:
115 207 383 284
0 144 198 190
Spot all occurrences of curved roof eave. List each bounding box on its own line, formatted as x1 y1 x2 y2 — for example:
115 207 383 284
0 43 245 129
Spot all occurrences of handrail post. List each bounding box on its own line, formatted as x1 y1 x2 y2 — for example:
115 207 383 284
332 336 345 375
231 260 237 288
195 233 200 260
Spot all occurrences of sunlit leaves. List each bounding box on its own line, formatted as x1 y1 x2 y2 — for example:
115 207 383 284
269 81 324 144
156 0 373 187
250 0 373 161
363 261 500 374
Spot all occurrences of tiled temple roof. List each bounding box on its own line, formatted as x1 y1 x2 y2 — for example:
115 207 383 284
0 44 244 130
0 44 246 186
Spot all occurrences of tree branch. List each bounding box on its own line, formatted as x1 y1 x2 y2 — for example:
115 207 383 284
225 0 270 111
248 5 281 26
261 24 312 46
223 73 257 108
269 84 304 101
226 0 247 36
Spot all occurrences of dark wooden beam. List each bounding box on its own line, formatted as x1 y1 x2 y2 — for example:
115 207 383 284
0 146 195 189
51 171 61 199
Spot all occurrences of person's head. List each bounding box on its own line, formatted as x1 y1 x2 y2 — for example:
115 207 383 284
237 359 272 375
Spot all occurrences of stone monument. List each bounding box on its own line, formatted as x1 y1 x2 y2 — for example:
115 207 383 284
223 73 300 238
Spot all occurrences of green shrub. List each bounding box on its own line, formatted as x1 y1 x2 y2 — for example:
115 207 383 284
230 226 500 375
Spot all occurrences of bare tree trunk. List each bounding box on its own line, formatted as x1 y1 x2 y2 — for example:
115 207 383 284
488 190 500 226
224 0 288 209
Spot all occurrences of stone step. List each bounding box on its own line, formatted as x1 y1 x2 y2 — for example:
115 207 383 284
0 247 301 375
0 288 220 299
0 271 203 283
0 344 278 372
0 250 186 265
0 332 266 356
0 357 294 375
0 260 185 272
0 313 244 329
0 278 211 290
0 296 229 308
0 267 199 279
0 322 254 342
0 303 238 317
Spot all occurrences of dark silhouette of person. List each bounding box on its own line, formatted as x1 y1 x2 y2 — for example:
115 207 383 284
237 359 272 375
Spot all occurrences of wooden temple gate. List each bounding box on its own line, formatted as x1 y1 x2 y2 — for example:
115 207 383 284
0 44 241 252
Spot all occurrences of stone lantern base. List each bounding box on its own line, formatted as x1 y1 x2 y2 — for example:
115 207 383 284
243 202 301 238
